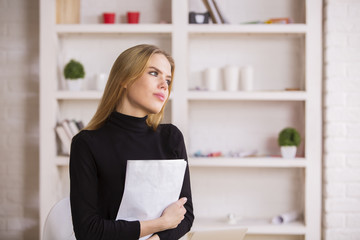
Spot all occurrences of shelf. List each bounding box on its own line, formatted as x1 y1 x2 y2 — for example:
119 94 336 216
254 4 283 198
55 91 102 100
188 24 307 35
191 218 306 235
55 156 69 166
56 91 174 101
56 156 307 168
189 157 307 168
56 24 173 34
187 91 307 101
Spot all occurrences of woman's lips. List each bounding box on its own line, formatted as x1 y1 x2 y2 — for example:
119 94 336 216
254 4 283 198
154 93 165 101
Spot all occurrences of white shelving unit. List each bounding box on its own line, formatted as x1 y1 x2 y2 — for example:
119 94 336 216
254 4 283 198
40 0 322 239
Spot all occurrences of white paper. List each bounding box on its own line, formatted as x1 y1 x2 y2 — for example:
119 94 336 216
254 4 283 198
116 159 187 240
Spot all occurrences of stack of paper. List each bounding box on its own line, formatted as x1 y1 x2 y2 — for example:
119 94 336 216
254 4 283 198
116 159 187 240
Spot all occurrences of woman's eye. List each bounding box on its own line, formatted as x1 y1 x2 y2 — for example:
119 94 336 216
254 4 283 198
166 80 171 86
149 71 158 76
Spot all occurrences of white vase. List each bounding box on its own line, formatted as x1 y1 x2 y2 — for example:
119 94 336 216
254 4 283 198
96 73 108 91
223 65 239 91
281 146 297 159
66 79 83 91
204 67 220 91
240 65 254 91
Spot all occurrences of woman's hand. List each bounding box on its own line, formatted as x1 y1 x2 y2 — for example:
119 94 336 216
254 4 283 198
139 197 187 237
160 197 187 229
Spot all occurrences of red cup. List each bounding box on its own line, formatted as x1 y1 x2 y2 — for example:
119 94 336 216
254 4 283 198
127 12 140 24
103 12 115 24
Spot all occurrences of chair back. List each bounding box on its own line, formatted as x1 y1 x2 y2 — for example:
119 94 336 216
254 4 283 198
43 197 76 240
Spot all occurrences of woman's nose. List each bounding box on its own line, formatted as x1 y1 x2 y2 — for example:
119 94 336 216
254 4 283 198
159 76 168 90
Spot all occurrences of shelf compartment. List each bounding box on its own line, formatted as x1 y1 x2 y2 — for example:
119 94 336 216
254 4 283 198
189 157 307 168
188 34 305 92
79 0 172 24
57 33 172 91
187 91 307 101
188 24 307 34
56 24 173 34
191 218 306 235
188 101 305 158
190 167 304 225
188 0 306 25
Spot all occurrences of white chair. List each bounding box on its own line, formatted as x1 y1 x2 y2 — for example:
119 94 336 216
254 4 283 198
43 197 76 240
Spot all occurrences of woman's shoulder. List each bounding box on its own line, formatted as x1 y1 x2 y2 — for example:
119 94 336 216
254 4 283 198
72 127 104 144
72 129 92 144
158 123 184 139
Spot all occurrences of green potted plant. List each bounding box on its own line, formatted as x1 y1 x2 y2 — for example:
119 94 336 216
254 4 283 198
278 127 301 158
64 59 85 91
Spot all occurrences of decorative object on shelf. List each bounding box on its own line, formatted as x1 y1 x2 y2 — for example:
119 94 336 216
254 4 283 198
271 211 301 224
265 18 292 24
278 127 301 158
103 12 116 24
240 65 254 91
64 59 85 91
241 18 292 25
127 11 140 24
56 0 80 24
204 67 221 91
189 12 210 24
223 65 239 91
96 73 108 91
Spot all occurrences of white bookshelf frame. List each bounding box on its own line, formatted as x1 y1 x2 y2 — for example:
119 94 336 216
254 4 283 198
40 0 322 239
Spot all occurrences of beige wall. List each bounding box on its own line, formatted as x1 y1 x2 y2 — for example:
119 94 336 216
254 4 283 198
0 0 39 239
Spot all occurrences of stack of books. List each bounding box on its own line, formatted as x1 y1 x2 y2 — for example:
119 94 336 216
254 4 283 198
55 119 84 155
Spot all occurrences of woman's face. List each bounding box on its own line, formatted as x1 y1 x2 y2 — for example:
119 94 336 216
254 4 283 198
119 53 172 117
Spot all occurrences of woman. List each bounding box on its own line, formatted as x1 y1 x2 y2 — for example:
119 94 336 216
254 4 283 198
70 44 194 240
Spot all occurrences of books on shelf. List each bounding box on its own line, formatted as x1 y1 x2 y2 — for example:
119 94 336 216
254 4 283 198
202 0 229 24
55 119 84 155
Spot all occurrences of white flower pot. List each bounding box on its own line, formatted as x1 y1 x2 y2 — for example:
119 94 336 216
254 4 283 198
281 146 297 159
66 79 83 91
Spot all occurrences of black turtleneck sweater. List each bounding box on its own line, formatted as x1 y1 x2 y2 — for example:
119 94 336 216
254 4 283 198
69 111 194 240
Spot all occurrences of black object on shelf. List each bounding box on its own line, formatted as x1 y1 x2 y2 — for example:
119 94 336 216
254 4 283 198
189 11 210 24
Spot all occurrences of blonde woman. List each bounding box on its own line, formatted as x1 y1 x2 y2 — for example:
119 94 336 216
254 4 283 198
70 44 194 240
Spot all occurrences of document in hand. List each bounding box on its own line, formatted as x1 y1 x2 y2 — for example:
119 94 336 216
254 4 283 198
116 159 187 240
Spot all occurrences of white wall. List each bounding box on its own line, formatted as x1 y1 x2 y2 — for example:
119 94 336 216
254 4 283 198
0 0 39 239
323 0 360 239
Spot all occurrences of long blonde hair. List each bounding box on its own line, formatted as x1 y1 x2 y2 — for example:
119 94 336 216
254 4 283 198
85 44 175 130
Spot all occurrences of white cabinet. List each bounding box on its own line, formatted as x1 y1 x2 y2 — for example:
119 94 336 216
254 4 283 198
40 0 322 239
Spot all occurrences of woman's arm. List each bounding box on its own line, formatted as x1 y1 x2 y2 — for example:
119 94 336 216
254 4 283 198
70 131 140 240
